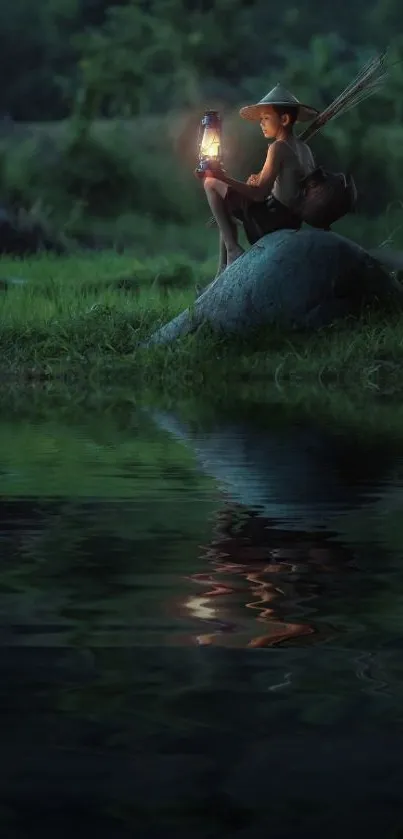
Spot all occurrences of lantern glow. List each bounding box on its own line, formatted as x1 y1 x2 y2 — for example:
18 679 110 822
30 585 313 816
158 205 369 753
200 126 220 159
196 110 222 174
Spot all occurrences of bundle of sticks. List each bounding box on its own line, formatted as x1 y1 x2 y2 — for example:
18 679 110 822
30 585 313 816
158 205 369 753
298 49 389 143
206 49 389 227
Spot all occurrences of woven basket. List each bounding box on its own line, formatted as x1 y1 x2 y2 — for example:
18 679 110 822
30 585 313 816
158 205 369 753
296 167 357 229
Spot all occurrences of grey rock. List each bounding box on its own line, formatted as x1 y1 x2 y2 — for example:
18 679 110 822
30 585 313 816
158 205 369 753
143 229 403 346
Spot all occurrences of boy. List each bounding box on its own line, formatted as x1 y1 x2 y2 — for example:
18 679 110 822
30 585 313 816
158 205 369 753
200 84 319 277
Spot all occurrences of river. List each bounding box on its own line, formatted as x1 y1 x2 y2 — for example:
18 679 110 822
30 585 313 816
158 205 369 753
1 385 403 838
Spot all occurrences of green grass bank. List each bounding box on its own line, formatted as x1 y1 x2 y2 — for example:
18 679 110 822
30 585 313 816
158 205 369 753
1 248 403 393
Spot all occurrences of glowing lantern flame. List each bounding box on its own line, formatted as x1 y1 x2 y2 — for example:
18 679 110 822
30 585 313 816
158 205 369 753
197 110 222 174
200 126 221 159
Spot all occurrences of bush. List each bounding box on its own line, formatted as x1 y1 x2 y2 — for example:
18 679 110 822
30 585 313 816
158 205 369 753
55 133 137 216
0 138 49 209
0 121 207 225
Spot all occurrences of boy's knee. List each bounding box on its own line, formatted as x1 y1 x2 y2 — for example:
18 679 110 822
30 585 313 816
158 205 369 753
203 176 217 191
204 176 227 199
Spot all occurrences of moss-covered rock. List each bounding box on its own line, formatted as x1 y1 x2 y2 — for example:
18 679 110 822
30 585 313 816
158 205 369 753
144 229 403 346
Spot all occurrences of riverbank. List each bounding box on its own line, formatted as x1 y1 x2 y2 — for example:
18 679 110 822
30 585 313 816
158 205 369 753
1 249 403 393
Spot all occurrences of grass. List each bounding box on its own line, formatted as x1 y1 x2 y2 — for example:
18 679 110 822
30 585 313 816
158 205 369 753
1 244 403 393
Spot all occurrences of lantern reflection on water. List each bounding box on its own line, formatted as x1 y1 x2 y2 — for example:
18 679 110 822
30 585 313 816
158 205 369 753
196 109 222 175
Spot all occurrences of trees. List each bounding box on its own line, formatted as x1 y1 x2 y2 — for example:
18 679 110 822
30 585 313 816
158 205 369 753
0 0 402 223
0 0 400 122
72 2 201 120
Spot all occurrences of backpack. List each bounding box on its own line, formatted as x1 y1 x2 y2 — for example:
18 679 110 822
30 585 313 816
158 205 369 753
295 166 358 230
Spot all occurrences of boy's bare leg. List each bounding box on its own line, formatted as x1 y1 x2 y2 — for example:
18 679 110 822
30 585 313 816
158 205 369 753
216 233 227 277
204 177 244 266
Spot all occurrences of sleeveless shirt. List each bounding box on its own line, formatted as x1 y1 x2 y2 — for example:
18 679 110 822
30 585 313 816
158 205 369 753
272 138 315 209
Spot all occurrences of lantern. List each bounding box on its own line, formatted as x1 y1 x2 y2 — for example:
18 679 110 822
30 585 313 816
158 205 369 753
196 110 222 175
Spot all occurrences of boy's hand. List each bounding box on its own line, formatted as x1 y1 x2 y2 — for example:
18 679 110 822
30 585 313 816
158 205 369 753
206 164 227 181
247 174 259 185
194 161 227 181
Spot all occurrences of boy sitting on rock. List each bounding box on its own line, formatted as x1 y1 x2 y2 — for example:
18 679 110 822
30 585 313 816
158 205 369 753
200 84 318 277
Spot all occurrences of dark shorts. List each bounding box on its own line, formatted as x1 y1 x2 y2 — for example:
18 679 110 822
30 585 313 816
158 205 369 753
225 189 301 245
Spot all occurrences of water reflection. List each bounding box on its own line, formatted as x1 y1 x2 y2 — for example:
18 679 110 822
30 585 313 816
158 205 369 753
150 406 403 650
149 408 397 531
0 399 402 652
183 503 354 648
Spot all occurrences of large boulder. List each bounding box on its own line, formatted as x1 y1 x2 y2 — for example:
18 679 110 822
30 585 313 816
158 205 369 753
144 228 403 346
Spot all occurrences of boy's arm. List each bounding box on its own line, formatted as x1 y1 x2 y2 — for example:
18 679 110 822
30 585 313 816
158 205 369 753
213 142 283 202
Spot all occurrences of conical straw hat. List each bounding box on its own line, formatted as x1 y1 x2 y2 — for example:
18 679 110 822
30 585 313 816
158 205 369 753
240 83 319 123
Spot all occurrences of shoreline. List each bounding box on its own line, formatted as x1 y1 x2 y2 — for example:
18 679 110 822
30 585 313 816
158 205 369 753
2 312 403 394
0 249 402 394
0 374 403 455
1 311 403 392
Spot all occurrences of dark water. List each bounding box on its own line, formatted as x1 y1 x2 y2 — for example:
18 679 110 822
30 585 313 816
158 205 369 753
2 391 403 837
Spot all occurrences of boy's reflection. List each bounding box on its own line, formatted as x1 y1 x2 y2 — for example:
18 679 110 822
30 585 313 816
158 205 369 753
183 502 353 647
